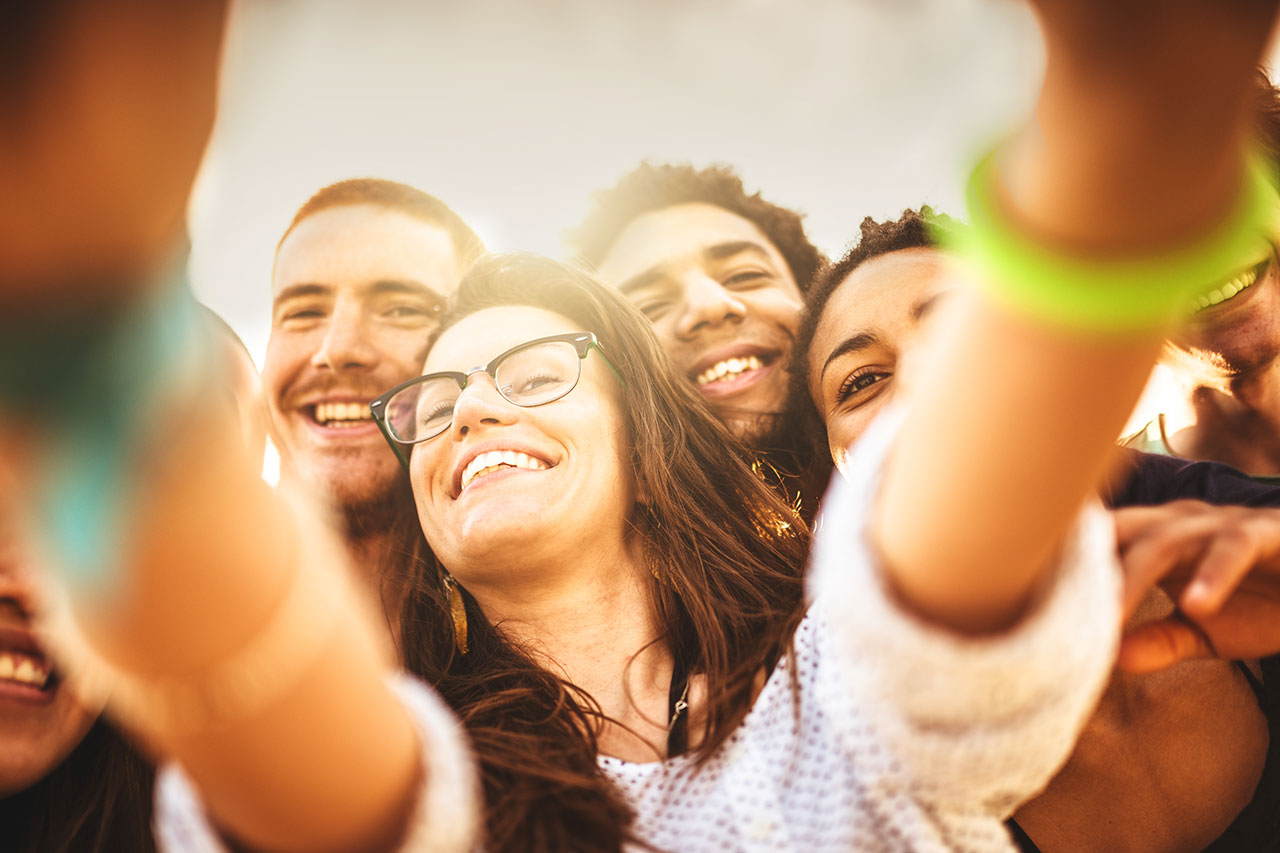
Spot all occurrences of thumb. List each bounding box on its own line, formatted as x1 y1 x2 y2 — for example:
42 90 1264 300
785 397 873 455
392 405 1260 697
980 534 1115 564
1117 616 1215 674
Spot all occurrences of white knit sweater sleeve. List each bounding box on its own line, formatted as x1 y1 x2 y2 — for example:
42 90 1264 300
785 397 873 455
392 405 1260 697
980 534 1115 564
152 673 480 853
807 405 1120 822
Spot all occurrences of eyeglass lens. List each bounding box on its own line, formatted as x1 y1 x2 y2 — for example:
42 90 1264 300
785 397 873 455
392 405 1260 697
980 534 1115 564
386 340 583 442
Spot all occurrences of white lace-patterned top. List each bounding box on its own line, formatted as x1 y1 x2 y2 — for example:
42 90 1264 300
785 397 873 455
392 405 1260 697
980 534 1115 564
154 410 1121 852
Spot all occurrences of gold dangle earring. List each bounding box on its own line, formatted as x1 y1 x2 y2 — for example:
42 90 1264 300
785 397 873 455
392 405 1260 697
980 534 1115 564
642 506 673 589
442 573 469 655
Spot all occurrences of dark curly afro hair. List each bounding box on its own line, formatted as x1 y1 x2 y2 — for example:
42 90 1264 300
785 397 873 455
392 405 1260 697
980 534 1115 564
568 162 826 293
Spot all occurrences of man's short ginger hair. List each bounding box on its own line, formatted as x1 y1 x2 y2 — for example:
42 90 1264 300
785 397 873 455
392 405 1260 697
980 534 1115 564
568 163 826 292
276 178 485 266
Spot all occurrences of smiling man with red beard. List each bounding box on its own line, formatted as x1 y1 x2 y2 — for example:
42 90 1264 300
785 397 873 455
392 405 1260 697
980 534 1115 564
264 179 484 592
570 164 830 514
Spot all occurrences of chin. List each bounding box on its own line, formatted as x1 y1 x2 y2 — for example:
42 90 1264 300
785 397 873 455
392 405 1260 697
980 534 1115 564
299 458 402 505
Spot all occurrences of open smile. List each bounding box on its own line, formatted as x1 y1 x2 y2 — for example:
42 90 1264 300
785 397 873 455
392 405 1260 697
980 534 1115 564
299 398 380 437
0 630 58 705
689 348 780 399
452 445 556 498
1191 258 1269 315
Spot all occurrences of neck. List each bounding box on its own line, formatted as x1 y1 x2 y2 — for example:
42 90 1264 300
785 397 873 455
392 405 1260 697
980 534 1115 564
1162 362 1280 473
469 543 675 760
278 470 410 650
344 529 408 644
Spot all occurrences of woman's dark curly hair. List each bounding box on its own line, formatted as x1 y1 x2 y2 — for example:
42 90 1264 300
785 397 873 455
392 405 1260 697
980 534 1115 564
568 162 827 293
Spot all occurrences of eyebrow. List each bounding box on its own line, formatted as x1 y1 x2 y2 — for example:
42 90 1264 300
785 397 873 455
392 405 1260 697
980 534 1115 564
703 239 772 263
273 279 444 304
820 332 881 382
273 283 330 304
615 240 776 296
912 291 945 322
368 278 444 302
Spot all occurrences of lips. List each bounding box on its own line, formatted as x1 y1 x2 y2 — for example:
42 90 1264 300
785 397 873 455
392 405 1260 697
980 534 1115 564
687 345 780 399
0 626 57 703
451 443 555 498
1190 258 1269 315
296 396 380 437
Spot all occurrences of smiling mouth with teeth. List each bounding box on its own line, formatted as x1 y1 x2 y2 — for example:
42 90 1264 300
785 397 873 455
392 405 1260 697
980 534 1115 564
312 401 373 427
1191 259 1268 314
0 650 54 693
460 450 550 492
695 354 768 387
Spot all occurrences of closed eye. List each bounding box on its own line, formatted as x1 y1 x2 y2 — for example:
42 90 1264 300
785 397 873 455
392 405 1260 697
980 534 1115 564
634 299 672 320
278 305 328 326
722 269 771 289
382 299 443 322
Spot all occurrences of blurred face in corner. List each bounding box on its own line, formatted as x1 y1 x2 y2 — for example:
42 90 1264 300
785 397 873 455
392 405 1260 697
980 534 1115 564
0 501 100 796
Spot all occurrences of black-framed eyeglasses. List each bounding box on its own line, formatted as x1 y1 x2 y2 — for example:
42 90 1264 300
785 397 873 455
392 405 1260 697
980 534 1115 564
370 331 623 468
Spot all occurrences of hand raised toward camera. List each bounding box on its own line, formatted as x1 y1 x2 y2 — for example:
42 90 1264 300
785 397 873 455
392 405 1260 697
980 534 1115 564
1114 501 1280 673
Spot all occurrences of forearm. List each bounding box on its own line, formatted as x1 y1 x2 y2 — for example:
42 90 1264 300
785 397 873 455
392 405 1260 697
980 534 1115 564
68 409 419 852
873 0 1280 634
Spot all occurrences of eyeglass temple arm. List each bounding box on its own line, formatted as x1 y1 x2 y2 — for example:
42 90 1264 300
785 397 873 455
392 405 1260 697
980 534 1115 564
370 401 412 470
592 345 626 389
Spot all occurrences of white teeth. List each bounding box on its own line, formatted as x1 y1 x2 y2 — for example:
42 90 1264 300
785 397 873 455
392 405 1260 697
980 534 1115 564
315 401 372 426
1192 266 1261 314
695 354 764 386
0 652 50 688
459 450 550 492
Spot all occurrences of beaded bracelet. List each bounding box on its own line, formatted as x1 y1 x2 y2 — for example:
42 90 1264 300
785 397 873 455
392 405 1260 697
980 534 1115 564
933 150 1280 332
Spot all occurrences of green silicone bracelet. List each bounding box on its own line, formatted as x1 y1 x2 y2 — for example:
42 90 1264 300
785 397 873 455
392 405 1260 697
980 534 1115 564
934 150 1280 331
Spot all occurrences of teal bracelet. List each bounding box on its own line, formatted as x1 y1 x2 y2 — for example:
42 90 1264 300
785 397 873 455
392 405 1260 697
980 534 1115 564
933 150 1280 331
0 259 212 591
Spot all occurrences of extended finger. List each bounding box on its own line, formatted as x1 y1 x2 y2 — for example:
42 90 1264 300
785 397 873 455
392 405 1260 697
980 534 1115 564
1118 512 1220 617
1178 513 1280 617
1117 617 1215 674
1113 503 1198 549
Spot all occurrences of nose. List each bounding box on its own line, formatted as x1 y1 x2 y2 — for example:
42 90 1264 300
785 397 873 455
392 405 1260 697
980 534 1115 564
448 374 519 439
674 274 746 340
311 299 379 372
0 538 38 616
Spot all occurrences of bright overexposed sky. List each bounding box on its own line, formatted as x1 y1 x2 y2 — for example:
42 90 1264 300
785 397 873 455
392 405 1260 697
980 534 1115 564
187 0 1278 431
189 0 1044 361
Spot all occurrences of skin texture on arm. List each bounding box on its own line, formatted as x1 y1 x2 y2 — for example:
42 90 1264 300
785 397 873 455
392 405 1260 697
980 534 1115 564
873 0 1280 634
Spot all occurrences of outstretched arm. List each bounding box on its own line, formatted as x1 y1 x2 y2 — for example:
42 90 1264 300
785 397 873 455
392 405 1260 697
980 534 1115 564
873 0 1280 634
0 3 457 851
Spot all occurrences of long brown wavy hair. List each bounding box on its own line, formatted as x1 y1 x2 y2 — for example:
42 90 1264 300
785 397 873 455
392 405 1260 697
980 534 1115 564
391 254 812 852
0 718 155 853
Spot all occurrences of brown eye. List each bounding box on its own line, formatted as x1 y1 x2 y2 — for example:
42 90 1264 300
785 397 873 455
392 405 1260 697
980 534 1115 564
835 369 891 404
